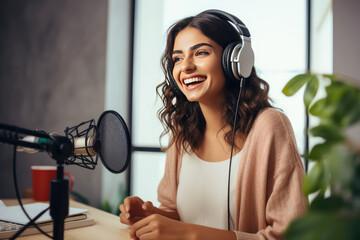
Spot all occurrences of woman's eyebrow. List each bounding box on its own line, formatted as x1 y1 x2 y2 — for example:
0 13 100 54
191 43 213 50
172 43 213 56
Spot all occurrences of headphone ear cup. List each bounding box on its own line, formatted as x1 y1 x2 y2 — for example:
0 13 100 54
167 66 184 97
222 42 241 83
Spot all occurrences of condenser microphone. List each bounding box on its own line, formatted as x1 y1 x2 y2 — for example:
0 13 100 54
66 110 131 174
13 110 131 174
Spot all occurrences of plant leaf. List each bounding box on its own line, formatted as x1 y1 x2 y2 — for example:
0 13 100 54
285 211 360 240
309 142 333 161
309 98 334 118
327 145 355 192
323 74 337 82
304 75 319 109
310 125 344 142
284 212 335 240
309 195 344 212
101 199 112 213
282 74 313 96
303 160 326 195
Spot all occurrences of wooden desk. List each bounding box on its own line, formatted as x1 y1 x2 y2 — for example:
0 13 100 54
3 199 131 240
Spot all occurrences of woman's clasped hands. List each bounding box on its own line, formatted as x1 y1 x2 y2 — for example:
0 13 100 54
119 196 156 225
119 196 193 240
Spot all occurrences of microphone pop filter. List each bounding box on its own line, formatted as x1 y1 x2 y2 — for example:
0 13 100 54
97 110 131 173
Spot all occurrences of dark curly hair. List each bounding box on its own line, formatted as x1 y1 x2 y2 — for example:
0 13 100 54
157 11 272 152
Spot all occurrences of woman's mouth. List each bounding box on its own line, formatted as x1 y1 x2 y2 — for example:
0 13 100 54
183 77 206 89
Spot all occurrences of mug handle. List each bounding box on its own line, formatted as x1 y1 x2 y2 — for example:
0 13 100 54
64 172 75 190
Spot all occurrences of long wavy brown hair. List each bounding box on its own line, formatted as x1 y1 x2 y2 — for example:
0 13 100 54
157 11 272 152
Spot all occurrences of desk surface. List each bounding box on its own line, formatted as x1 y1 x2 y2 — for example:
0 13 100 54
3 199 131 240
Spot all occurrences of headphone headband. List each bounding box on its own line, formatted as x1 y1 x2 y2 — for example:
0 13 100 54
201 9 251 37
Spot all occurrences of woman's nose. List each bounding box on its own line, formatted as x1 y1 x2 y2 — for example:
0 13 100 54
180 57 195 72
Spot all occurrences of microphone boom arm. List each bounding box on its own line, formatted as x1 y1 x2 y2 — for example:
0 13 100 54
0 122 73 161
0 123 50 152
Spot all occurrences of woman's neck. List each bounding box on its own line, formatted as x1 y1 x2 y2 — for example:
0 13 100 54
196 99 245 162
199 101 225 134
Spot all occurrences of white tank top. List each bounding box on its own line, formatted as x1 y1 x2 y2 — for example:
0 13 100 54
176 151 241 230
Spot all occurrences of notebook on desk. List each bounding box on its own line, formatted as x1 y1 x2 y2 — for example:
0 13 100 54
0 202 95 239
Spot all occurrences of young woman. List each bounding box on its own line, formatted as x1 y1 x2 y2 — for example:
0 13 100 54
119 10 307 240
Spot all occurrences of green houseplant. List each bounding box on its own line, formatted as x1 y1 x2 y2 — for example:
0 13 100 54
282 73 360 239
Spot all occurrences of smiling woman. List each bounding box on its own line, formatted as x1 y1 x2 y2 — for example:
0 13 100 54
130 1 307 211
120 9 307 240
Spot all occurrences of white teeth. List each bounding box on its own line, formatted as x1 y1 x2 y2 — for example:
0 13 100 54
183 77 206 85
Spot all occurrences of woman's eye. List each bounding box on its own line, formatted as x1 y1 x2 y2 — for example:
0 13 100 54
173 56 182 63
196 51 209 56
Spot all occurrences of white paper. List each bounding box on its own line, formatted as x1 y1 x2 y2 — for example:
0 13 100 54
0 202 88 225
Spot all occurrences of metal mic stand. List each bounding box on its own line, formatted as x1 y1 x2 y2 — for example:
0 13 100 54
50 165 69 240
0 123 72 240
47 136 72 240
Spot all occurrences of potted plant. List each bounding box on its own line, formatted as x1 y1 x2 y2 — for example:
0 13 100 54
282 73 360 239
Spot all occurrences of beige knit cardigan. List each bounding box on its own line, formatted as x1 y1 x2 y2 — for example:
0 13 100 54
157 108 308 240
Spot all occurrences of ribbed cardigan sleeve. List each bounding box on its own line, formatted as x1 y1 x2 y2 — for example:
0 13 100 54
157 142 182 212
233 108 308 240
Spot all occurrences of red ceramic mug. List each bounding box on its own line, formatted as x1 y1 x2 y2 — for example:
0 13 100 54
31 166 74 201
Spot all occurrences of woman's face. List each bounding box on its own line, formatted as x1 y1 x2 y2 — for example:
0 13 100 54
172 27 226 104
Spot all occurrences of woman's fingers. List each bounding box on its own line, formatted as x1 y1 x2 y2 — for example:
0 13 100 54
134 222 154 239
142 201 154 212
119 204 126 214
119 204 132 225
120 204 130 218
125 196 145 212
120 197 161 228
130 216 150 239
123 197 132 212
120 212 130 225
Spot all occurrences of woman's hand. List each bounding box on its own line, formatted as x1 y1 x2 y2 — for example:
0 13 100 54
130 214 237 240
130 214 193 240
119 196 181 226
119 196 157 225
